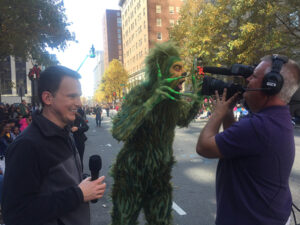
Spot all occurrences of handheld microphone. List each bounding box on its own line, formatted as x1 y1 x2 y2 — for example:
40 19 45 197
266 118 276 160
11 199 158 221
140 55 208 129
89 155 102 203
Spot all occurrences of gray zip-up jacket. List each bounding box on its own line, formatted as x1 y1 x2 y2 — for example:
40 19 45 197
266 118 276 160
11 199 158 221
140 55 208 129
2 111 90 225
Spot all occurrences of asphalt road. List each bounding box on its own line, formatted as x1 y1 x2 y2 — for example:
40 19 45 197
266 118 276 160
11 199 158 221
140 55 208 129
82 112 300 225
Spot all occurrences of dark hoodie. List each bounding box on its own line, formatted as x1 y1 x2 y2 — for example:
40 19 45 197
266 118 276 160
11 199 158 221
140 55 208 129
2 111 90 225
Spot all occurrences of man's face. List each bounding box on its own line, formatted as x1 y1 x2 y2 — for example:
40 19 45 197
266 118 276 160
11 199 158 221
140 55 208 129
13 127 20 135
4 124 10 133
169 61 186 91
48 76 82 128
13 127 19 135
243 61 271 112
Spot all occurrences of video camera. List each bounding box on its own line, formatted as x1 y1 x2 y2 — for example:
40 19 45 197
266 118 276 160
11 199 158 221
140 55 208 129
194 58 255 99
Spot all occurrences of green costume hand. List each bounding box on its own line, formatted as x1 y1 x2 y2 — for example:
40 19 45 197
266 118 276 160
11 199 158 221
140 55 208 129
178 71 203 102
156 62 183 100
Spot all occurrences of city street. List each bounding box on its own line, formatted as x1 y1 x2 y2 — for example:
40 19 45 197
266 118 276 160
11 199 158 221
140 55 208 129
82 112 300 225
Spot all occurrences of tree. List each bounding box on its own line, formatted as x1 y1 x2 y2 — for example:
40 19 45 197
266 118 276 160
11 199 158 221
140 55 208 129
93 59 128 104
94 81 107 103
0 0 75 66
170 0 300 68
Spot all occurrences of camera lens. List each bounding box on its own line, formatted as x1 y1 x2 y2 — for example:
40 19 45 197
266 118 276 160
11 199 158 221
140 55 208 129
201 76 244 99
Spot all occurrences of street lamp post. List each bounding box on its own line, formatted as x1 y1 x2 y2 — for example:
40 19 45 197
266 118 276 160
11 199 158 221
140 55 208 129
28 65 41 108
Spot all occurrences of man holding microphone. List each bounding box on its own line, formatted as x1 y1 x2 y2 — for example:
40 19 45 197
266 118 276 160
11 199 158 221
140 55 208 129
2 66 106 225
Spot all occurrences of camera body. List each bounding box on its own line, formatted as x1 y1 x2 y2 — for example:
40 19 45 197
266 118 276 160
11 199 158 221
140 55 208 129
199 54 288 98
199 64 254 99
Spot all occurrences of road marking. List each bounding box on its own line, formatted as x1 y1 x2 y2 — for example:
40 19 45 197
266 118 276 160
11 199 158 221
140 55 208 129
172 201 187 216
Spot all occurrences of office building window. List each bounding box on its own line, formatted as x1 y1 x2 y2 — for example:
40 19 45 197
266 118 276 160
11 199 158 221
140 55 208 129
169 6 174 14
156 5 161 13
0 56 12 94
157 32 162 40
176 7 180 13
156 18 162 26
117 18 122 27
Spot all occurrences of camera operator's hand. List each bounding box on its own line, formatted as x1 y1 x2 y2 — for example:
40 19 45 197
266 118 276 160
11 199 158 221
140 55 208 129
212 88 240 120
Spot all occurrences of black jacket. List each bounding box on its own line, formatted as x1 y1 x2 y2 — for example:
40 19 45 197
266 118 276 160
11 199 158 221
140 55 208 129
2 111 90 225
72 114 89 147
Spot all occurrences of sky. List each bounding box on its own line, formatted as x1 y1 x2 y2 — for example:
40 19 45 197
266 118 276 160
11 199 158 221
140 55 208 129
52 0 120 97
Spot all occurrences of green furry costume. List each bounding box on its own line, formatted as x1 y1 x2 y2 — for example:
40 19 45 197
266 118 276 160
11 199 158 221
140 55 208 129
111 42 202 225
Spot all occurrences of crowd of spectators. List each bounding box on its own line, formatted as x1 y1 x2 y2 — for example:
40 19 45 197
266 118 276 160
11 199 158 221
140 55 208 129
0 100 33 157
0 100 33 221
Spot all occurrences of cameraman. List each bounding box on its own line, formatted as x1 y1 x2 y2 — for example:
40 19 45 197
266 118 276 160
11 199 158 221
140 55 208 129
196 55 300 225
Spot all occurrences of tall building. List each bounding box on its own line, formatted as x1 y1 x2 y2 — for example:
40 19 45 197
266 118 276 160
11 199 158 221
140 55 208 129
0 56 33 104
103 9 123 70
119 0 184 88
93 50 105 93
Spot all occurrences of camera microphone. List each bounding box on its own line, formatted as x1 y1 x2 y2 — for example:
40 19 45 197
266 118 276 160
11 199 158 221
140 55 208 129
89 155 102 203
203 64 254 78
203 66 232 75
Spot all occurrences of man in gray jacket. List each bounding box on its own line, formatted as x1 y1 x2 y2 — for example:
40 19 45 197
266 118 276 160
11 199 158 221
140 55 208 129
2 66 106 225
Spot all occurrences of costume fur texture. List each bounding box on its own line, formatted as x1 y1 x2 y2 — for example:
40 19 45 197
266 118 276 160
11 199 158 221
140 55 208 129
111 42 201 225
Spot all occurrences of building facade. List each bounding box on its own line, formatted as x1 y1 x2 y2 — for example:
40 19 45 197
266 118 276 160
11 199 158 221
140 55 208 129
0 56 33 104
103 9 123 70
119 0 184 88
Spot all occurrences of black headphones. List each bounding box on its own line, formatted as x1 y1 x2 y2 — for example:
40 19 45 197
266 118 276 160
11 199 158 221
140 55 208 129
261 54 288 95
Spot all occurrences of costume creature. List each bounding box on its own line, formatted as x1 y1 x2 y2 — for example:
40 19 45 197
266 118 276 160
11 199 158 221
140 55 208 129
111 42 202 225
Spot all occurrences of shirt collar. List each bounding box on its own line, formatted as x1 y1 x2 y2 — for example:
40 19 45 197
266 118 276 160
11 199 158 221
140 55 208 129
32 110 70 138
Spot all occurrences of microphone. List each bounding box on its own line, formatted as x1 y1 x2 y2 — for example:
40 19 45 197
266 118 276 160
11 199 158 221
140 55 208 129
89 155 102 203
203 66 232 75
203 64 254 78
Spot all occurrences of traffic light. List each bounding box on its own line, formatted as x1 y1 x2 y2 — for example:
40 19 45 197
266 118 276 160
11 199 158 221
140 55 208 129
90 45 95 58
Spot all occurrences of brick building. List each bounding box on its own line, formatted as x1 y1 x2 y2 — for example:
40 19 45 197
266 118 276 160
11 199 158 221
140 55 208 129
103 9 123 70
119 0 184 88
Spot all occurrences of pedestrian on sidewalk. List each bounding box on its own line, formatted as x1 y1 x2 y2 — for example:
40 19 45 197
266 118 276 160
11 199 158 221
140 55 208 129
105 105 110 117
2 65 106 225
71 109 89 168
196 55 300 225
95 105 102 127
